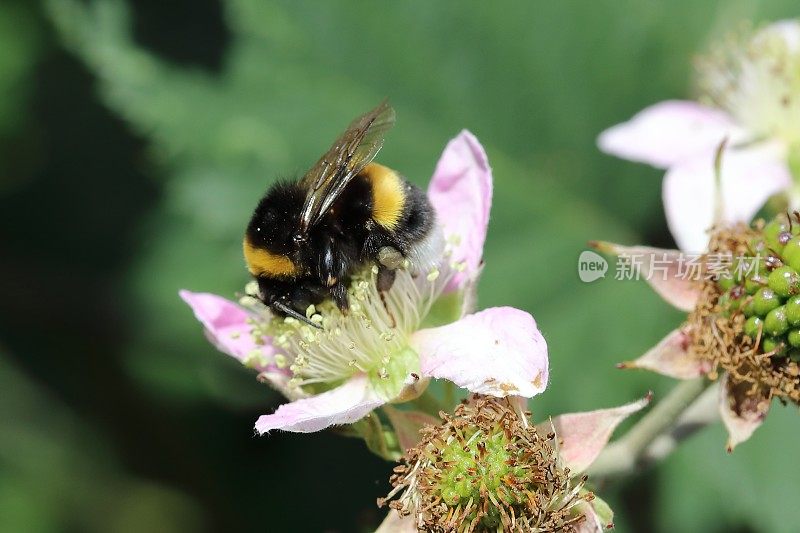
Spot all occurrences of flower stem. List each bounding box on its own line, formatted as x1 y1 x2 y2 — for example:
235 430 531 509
410 390 445 418
587 377 714 480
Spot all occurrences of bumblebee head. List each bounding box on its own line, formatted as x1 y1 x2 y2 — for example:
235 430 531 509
243 182 305 278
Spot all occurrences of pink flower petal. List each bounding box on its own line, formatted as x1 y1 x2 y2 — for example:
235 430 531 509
575 502 606 533
254 374 384 434
413 307 548 398
257 370 305 401
539 395 651 473
591 242 701 312
375 511 419 533
179 290 276 370
663 142 791 253
597 100 743 168
719 373 771 452
427 130 492 289
619 327 711 379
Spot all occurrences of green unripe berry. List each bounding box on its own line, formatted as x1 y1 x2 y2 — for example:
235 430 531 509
744 275 766 295
718 288 744 316
717 275 736 291
785 296 800 326
768 266 800 297
789 349 800 362
744 316 764 339
763 336 787 356
753 287 781 316
788 329 800 348
783 237 800 270
765 305 789 335
764 217 792 253
742 298 756 317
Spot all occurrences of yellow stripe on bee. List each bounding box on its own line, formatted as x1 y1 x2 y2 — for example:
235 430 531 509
243 237 298 278
362 163 405 230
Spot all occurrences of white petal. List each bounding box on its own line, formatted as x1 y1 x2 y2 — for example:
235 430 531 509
758 19 800 53
413 307 548 398
598 100 743 168
427 130 492 289
719 373 770 452
575 502 606 533
619 327 711 379
254 375 383 434
538 395 651 473
591 242 701 312
663 142 791 253
375 511 419 533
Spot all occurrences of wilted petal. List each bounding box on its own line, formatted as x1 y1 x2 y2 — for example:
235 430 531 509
575 501 606 533
619 327 711 379
428 130 492 288
383 406 439 452
254 374 384 434
719 373 771 452
597 100 743 168
413 307 548 398
539 395 651 473
663 142 791 253
590 242 701 312
179 290 275 370
375 511 418 533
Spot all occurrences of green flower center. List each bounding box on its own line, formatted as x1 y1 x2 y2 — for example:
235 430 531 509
381 396 592 532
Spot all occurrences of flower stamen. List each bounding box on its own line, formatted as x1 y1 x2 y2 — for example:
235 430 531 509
380 396 593 532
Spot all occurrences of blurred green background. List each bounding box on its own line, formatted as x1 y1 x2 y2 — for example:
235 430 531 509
1 1 798 531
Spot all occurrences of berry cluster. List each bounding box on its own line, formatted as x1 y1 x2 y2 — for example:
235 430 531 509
717 214 800 360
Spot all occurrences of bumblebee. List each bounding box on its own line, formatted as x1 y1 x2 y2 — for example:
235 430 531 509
243 102 437 327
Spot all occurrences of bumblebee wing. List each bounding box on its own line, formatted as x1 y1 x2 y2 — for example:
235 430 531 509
298 101 395 232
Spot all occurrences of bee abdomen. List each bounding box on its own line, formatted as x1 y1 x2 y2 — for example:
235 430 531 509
361 163 406 231
243 236 299 278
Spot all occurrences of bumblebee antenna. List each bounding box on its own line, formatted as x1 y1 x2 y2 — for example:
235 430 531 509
271 301 322 330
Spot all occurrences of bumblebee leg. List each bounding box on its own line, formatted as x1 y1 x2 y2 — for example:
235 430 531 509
376 266 398 328
331 282 349 313
377 266 397 292
377 246 404 270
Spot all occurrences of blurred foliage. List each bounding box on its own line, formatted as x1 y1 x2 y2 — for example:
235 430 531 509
0 0 798 531
0 351 203 532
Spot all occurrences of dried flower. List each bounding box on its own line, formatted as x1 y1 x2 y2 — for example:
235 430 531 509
378 395 650 532
596 213 800 450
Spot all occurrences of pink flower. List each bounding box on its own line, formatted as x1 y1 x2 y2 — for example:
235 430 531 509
181 131 549 434
598 20 800 253
378 394 650 532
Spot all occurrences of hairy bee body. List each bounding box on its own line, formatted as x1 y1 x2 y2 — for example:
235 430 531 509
244 161 436 320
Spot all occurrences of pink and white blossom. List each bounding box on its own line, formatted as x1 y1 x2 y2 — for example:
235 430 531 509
182 131 550 435
598 20 800 253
